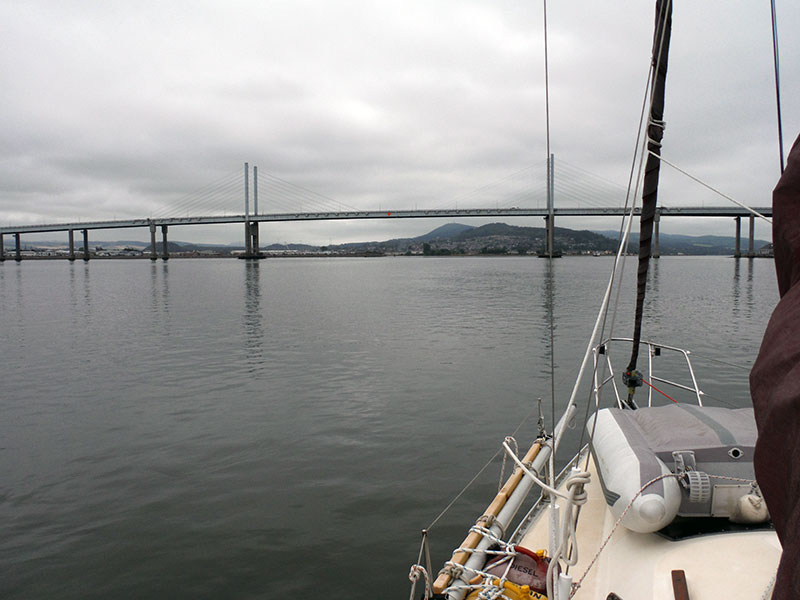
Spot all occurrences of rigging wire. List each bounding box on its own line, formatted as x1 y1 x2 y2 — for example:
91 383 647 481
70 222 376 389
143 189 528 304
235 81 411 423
423 404 538 531
541 0 557 440
770 0 785 174
655 153 772 223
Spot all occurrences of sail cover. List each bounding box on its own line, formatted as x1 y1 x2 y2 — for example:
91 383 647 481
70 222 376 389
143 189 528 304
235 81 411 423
750 132 800 599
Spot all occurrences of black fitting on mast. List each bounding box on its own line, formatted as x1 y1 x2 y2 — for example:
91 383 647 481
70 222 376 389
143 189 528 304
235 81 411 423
626 0 673 387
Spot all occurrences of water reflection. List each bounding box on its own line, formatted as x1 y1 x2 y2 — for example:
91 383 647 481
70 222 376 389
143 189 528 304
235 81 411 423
243 261 263 363
68 262 78 317
540 259 558 428
82 263 91 308
732 258 741 315
150 262 171 315
650 258 660 302
15 261 23 300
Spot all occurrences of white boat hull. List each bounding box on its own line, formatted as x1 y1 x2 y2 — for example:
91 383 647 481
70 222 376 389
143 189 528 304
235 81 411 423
517 452 780 599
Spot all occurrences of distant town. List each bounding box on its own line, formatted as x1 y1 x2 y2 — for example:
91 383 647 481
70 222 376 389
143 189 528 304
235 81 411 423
3 222 772 259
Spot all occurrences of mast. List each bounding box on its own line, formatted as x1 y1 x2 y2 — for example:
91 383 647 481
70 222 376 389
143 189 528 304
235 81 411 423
547 154 555 256
624 0 673 402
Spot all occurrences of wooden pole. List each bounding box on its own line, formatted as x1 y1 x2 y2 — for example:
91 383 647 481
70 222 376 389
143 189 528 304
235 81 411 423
433 441 542 594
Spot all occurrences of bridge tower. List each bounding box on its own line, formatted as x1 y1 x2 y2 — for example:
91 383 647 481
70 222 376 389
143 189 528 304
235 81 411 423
149 221 157 261
242 163 263 259
544 154 555 256
244 163 252 257
82 229 90 261
251 166 261 256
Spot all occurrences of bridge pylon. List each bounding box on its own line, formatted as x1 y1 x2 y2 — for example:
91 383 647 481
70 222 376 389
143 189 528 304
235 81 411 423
241 163 264 259
149 221 157 261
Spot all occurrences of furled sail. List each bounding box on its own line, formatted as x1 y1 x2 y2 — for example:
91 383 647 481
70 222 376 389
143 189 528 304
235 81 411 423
750 132 800 599
626 0 673 389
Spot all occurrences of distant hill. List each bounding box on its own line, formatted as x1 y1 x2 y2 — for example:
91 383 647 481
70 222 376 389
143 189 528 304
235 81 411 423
142 241 244 253
452 222 617 252
335 222 760 255
593 231 771 255
414 223 475 241
329 222 619 254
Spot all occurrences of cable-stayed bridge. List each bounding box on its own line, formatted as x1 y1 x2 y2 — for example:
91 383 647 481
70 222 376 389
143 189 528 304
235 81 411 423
0 160 770 261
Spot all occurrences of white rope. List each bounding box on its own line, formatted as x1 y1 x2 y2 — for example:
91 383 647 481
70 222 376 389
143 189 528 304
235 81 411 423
546 469 591 599
499 436 519 493
653 151 773 223
441 542 518 597
571 472 680 595
408 564 431 598
502 440 570 500
570 470 762 597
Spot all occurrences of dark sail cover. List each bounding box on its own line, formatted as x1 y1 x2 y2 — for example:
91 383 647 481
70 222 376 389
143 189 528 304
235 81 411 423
750 133 800 599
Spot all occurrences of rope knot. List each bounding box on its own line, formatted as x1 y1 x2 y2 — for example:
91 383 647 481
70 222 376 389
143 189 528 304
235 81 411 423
566 470 591 506
440 562 464 580
477 514 496 528
408 564 430 585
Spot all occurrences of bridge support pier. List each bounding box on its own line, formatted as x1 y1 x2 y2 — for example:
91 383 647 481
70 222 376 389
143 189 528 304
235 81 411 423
161 225 169 260
243 222 263 259
149 221 157 261
747 214 755 258
82 229 90 261
244 221 253 257
0 234 4 262
241 221 263 259
734 217 741 258
251 222 260 256
543 215 555 256
245 165 263 259
653 210 661 258
68 229 76 261
15 233 21 262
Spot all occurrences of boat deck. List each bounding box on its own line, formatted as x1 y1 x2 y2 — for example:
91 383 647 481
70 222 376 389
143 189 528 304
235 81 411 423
518 454 781 599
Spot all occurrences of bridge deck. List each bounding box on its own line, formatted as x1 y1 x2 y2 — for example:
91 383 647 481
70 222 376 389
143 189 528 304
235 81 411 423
0 206 772 235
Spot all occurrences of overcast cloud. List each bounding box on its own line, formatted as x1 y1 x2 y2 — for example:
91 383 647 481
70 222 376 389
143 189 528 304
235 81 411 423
1 0 797 245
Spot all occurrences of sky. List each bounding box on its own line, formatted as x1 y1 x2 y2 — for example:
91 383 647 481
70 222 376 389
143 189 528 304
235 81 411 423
1 0 797 246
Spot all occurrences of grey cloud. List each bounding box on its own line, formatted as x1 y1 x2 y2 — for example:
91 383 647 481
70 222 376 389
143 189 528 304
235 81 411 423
0 0 797 244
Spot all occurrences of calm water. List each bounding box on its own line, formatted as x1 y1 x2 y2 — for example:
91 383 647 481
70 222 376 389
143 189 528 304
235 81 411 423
0 256 778 599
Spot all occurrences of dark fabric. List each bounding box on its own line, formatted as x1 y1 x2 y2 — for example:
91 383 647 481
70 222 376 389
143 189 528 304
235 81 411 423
750 132 800 599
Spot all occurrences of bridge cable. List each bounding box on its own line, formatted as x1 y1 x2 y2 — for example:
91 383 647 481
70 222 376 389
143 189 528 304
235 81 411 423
150 169 242 218
258 171 361 213
428 163 547 211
